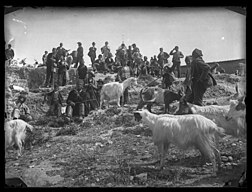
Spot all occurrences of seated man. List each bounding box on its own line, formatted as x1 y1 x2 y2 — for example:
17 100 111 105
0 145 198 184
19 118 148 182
105 53 114 73
93 54 107 73
65 81 86 121
12 91 32 122
45 84 64 117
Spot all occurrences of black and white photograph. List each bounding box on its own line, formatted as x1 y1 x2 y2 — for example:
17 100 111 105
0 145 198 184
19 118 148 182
5 6 246 187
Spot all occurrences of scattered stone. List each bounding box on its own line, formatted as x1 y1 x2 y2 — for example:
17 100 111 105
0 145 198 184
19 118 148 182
107 183 113 187
135 173 148 181
228 156 233 162
232 163 238 166
226 164 233 170
95 142 104 147
91 183 96 187
130 176 134 181
221 156 229 162
231 143 237 146
14 163 19 166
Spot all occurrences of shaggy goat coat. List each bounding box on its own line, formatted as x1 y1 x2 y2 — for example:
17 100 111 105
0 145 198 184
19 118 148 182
5 119 34 157
176 99 245 137
100 77 137 108
134 110 225 173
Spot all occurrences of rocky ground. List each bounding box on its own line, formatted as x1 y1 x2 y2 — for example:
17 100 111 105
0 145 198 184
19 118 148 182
5 73 246 187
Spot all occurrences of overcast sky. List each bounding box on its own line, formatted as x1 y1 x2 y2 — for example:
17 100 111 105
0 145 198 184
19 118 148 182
4 7 245 66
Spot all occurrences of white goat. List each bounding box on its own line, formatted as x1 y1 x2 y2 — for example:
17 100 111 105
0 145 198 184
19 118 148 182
133 109 225 174
225 97 246 136
175 98 244 137
100 77 138 108
5 119 34 158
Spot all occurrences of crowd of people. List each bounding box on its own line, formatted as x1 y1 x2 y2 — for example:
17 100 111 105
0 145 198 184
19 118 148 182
38 41 187 91
5 39 223 122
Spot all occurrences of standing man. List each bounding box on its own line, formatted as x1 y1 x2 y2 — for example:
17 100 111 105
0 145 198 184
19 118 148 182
42 51 48 66
77 59 88 87
56 43 66 64
116 43 127 66
57 55 68 86
162 61 175 89
88 42 97 70
169 46 184 78
183 55 193 100
101 41 111 62
157 48 169 76
44 48 57 88
187 48 217 106
5 44 15 65
74 42 84 68
117 61 131 106
127 45 133 72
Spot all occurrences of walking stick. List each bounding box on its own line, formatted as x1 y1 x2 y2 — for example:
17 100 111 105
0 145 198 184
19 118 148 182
146 77 160 87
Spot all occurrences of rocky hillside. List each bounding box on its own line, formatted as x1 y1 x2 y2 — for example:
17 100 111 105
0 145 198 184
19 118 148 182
5 68 246 187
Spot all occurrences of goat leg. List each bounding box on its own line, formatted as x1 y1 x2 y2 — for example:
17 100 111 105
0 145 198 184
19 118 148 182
157 143 165 169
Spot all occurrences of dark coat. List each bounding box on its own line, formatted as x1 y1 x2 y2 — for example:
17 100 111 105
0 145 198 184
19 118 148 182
191 57 217 89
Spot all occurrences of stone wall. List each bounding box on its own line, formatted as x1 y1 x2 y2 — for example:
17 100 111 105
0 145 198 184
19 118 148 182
5 66 78 91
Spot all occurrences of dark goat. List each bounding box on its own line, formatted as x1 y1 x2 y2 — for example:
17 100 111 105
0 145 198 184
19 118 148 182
164 90 184 113
174 97 193 115
136 87 183 113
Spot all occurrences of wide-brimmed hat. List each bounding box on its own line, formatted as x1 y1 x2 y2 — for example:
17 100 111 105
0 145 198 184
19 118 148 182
192 48 203 58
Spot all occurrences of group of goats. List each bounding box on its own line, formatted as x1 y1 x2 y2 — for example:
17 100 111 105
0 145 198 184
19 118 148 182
5 76 246 186
100 77 246 176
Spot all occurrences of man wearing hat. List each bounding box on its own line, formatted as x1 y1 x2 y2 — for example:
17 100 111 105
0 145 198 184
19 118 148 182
187 48 217 106
88 42 97 70
83 70 99 113
183 55 193 100
74 42 84 68
101 41 111 62
169 46 184 78
158 48 170 76
56 43 66 64
77 59 88 86
162 59 175 89
44 48 57 87
65 81 86 121
117 61 131 106
5 44 15 65
12 91 32 122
